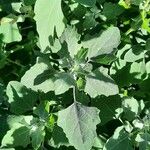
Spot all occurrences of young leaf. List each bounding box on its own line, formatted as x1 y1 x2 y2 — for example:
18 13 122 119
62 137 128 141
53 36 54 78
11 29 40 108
34 0 65 51
103 126 133 150
6 81 38 114
57 102 100 150
83 27 120 58
60 26 81 58
84 67 119 98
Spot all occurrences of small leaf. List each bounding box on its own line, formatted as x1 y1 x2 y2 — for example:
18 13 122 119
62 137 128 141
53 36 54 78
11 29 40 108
34 0 65 51
57 102 100 150
83 27 120 58
84 67 119 98
6 81 38 114
61 26 81 58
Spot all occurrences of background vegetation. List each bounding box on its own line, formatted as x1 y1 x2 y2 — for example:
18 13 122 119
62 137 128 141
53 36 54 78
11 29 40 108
0 0 150 150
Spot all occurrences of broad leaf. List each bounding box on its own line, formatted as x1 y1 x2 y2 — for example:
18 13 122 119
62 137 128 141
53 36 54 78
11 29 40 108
83 27 120 58
1 125 30 148
0 22 22 43
57 102 100 150
103 126 133 150
21 60 55 93
92 95 122 125
102 2 124 20
60 26 81 58
54 72 75 95
34 0 65 51
49 125 70 148
84 67 119 98
6 81 38 114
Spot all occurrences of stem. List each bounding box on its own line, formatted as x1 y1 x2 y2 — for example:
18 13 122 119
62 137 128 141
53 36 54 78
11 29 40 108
6 58 24 67
73 86 77 103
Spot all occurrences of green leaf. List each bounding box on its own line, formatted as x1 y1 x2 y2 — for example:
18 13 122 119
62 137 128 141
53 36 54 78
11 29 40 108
91 54 117 65
102 2 124 20
83 27 120 58
60 26 81 58
33 100 50 120
57 102 100 150
92 136 105 149
6 81 38 114
31 125 45 150
103 126 133 150
1 125 30 148
84 67 119 98
135 133 150 150
54 72 75 95
123 45 145 62
49 125 70 148
92 95 122 125
122 97 139 121
23 0 36 5
21 60 55 93
0 22 22 43
75 0 96 7
34 0 65 51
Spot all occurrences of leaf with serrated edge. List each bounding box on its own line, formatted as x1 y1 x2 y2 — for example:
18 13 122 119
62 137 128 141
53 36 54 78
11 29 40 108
57 102 100 150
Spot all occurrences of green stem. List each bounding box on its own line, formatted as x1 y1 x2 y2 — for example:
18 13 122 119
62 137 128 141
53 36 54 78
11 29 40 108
73 86 77 103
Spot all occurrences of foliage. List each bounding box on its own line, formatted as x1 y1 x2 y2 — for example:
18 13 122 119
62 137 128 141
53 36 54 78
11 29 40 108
0 0 150 150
